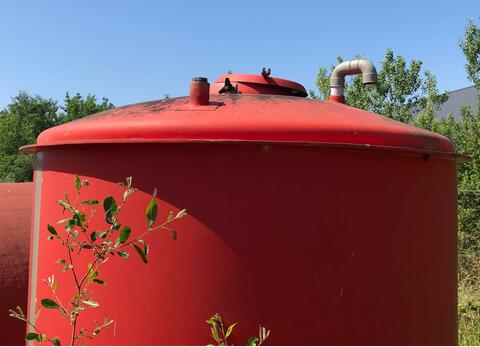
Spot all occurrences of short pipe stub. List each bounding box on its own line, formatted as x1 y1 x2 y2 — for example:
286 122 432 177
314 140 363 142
190 77 210 106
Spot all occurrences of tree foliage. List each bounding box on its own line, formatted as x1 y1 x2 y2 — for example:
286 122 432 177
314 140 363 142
416 19 480 287
437 20 480 290
311 49 448 123
0 92 114 182
61 93 114 123
460 18 480 89
0 92 58 182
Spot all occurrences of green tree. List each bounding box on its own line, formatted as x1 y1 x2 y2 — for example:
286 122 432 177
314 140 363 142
460 18 480 89
412 71 451 131
0 92 58 182
59 93 114 123
431 101 480 345
402 19 480 344
0 92 114 182
311 49 448 123
417 102 480 275
450 18 480 277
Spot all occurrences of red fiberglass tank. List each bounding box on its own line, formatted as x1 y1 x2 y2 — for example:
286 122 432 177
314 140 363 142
22 64 461 345
0 183 33 345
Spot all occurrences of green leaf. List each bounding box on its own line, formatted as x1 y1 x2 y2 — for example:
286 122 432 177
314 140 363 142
88 269 98 282
226 323 237 338
123 188 133 201
211 327 219 342
145 198 158 227
138 239 148 255
57 199 70 211
64 192 71 205
41 298 60 309
103 196 118 224
171 230 177 241
209 313 222 325
74 212 86 226
71 294 82 302
25 332 39 341
117 250 129 259
47 224 58 236
74 175 81 191
98 231 107 239
71 230 79 241
90 231 97 242
81 200 99 205
132 244 148 263
82 300 99 308
56 218 70 225
52 280 58 292
62 264 73 272
119 226 131 244
93 278 105 285
247 336 259 346
65 219 75 232
53 337 61 346
175 208 188 219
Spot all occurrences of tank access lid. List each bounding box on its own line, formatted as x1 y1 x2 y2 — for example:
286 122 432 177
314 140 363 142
210 68 308 97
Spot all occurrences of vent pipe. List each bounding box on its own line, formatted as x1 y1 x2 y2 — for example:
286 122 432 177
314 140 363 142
190 77 210 106
329 59 378 104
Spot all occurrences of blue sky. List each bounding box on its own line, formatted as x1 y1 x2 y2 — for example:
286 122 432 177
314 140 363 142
0 0 478 108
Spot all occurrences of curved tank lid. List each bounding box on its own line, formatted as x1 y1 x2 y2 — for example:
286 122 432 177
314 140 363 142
211 69 308 97
22 92 459 159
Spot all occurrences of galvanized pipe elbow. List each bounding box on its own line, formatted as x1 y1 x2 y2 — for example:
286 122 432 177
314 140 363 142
329 59 378 104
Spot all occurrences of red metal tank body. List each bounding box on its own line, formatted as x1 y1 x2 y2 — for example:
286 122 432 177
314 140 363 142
0 183 33 345
23 76 460 345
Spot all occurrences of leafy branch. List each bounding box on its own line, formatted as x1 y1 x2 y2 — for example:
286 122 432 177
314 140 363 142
207 313 270 346
10 175 187 345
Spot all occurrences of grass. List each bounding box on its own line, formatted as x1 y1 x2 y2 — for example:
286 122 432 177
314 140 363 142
459 280 480 345
458 249 480 345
